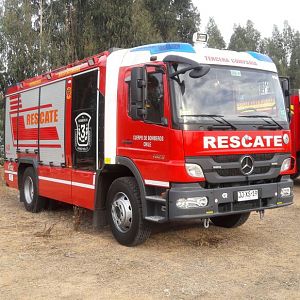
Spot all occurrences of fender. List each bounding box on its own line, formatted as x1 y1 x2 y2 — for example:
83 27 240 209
93 156 147 229
18 157 39 169
115 156 147 215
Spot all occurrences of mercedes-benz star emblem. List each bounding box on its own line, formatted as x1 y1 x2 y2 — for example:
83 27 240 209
240 155 254 175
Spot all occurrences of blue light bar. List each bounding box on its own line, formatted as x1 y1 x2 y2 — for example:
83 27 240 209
247 51 273 63
131 43 195 55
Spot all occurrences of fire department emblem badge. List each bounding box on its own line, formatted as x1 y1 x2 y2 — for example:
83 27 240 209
75 112 92 152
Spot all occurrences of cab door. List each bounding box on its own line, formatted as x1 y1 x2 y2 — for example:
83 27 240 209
117 67 171 187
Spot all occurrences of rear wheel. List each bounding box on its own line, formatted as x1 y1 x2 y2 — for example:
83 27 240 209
107 177 151 246
20 167 45 213
211 212 250 228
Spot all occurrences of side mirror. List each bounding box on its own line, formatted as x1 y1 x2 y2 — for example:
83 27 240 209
280 77 290 96
130 67 147 120
279 77 291 121
189 66 210 79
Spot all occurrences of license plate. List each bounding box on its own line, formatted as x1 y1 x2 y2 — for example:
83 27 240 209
237 189 258 201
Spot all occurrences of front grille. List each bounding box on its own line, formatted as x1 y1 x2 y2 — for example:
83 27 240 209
218 198 270 213
216 168 242 177
212 153 275 163
253 166 270 174
233 199 261 211
186 152 288 184
216 166 271 177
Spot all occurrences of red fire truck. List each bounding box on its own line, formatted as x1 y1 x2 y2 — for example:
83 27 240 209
4 39 294 246
289 89 300 177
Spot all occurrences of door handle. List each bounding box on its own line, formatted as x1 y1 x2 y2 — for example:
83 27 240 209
122 139 133 145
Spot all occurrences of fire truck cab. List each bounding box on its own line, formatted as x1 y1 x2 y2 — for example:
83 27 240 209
4 41 293 246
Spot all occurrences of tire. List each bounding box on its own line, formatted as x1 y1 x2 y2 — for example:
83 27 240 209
20 167 45 213
211 212 250 228
107 177 151 246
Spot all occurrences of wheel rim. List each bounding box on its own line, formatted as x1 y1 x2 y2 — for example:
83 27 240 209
24 176 34 205
111 192 132 233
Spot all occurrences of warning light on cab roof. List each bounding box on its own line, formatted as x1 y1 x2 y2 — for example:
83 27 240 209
193 32 208 43
130 43 196 55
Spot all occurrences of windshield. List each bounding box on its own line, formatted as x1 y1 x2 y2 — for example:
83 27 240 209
170 64 288 128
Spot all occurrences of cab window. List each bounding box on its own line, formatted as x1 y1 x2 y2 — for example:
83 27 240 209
145 73 164 124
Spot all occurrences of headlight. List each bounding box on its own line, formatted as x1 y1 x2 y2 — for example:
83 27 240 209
185 163 204 178
176 197 208 209
280 187 291 197
280 158 291 172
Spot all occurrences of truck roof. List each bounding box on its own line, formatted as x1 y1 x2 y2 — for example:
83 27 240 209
119 42 277 72
5 42 277 96
5 51 110 96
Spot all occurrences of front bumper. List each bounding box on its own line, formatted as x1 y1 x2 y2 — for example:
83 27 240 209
168 178 293 220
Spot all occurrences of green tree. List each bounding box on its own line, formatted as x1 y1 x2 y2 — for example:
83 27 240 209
0 0 40 84
0 3 6 91
228 20 261 52
206 17 226 49
131 0 162 46
143 0 200 43
172 0 200 43
87 0 135 49
67 0 157 59
289 31 300 89
0 0 201 83
282 21 294 58
263 25 289 76
37 0 92 65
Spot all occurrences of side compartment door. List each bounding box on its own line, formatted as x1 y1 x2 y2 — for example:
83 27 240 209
38 80 72 203
71 69 99 209
4 94 19 160
4 94 19 188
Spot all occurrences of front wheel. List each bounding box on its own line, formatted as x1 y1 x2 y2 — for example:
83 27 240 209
107 177 151 246
20 167 45 213
210 212 250 228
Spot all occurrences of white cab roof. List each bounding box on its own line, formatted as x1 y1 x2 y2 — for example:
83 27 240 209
115 42 277 73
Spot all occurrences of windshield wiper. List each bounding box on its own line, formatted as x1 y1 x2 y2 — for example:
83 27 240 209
238 115 283 129
181 114 237 130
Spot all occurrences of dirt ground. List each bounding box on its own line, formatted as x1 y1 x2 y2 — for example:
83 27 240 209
0 169 299 300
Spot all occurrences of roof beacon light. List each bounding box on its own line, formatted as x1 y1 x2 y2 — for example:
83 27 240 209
193 32 208 49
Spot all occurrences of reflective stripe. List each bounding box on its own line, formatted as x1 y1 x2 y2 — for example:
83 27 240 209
71 181 95 190
4 170 18 175
38 176 95 190
39 176 71 185
144 179 170 188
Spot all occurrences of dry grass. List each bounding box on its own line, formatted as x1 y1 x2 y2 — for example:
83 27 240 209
0 167 299 299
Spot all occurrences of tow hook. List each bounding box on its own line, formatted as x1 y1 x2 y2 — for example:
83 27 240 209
259 210 265 220
203 218 210 229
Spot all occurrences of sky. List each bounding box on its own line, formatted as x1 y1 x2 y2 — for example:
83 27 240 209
193 0 300 45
